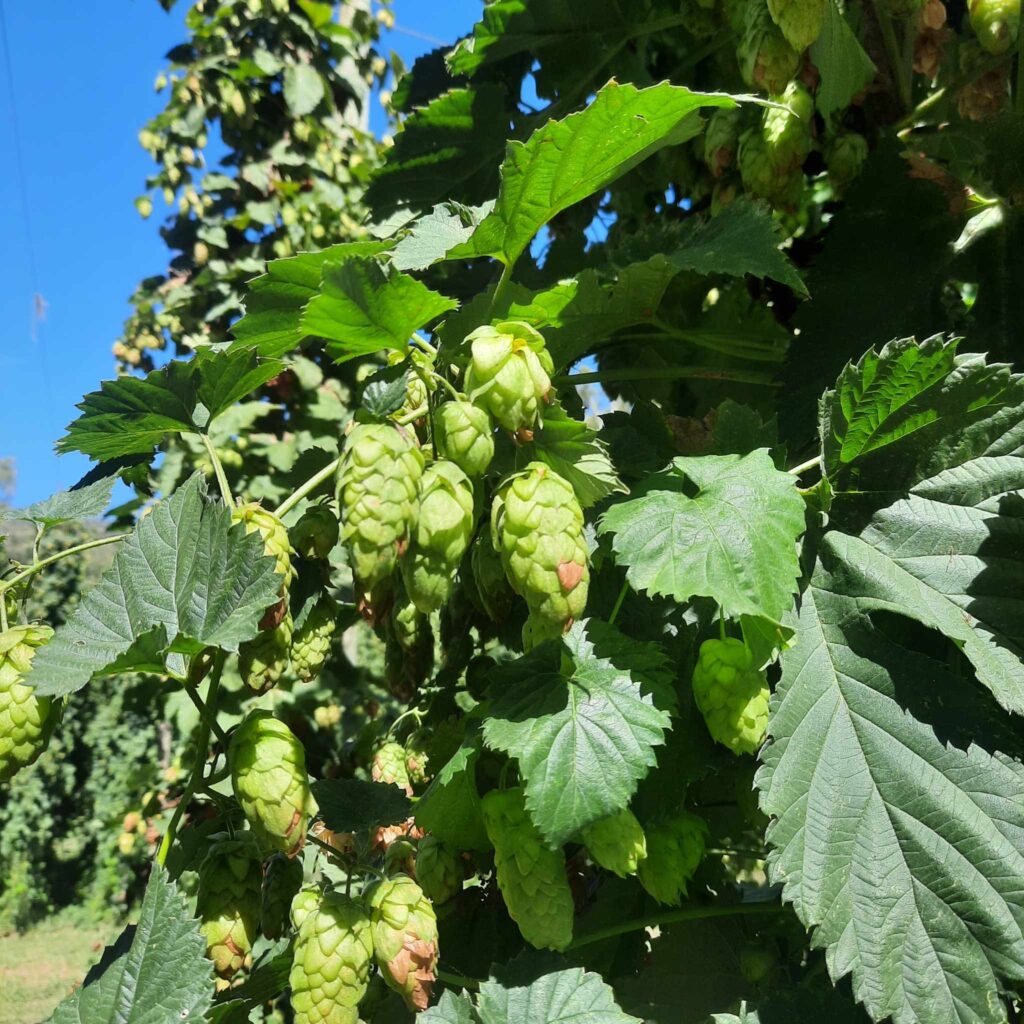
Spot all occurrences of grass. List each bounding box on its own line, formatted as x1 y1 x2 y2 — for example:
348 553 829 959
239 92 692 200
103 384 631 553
0 916 115 1024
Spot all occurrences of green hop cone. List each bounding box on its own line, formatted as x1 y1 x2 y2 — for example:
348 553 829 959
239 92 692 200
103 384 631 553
464 321 554 433
262 852 304 940
825 132 869 193
232 502 295 589
291 597 338 683
434 400 495 476
692 637 770 756
290 504 340 561
239 614 293 694
415 835 463 904
581 808 647 878
704 108 743 177
405 728 431 786
970 0 1020 53
372 740 413 795
638 810 708 905
291 885 323 932
0 625 57 783
290 892 374 1024
481 787 574 951
767 0 825 50
401 461 475 613
469 529 515 622
491 463 589 646
386 589 433 701
388 346 435 418
336 422 425 593
762 81 815 172
230 710 317 857
738 0 800 94
196 832 263 979
368 875 440 1012
739 128 802 206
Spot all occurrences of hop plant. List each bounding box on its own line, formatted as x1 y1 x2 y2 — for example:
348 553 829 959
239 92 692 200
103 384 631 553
239 614 293 693
386 589 434 701
581 808 647 877
388 346 435 419
970 0 1020 52
290 504 340 560
738 0 800 94
767 0 826 49
372 740 413 795
481 787 574 951
368 875 440 1012
262 852 304 940
405 728 431 786
401 461 475 613
415 835 463 904
826 132 869 192
469 529 515 622
291 596 338 682
704 108 743 177
762 81 815 172
491 462 589 647
291 885 323 933
692 637 770 755
434 400 495 476
290 892 374 1024
0 625 57 783
739 128 801 206
196 832 263 979
463 321 554 433
230 710 317 857
638 811 708 905
232 502 295 589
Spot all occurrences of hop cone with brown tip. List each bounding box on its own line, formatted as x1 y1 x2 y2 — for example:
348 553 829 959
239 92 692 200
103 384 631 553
415 835 463 904
638 811 708 905
704 108 743 177
767 0 826 49
291 596 338 682
290 504 340 560
0 625 57 782
434 400 494 476
405 728 431 786
738 0 800 94
232 502 295 589
262 853 304 940
581 808 647 877
239 614 292 693
692 637 770 755
373 740 413 795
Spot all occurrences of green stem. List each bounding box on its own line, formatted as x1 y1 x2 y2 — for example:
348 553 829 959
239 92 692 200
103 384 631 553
275 455 342 520
395 403 428 425
437 967 482 992
1017 15 1024 112
489 263 514 319
201 434 235 509
873 0 911 112
0 600 7 632
787 454 821 476
707 847 768 860
557 366 777 387
431 370 463 402
608 578 630 626
0 534 126 596
183 676 228 747
412 332 438 356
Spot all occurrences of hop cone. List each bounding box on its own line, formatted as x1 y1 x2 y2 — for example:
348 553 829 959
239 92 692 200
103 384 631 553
464 322 554 433
481 787 574 951
290 892 374 1024
336 422 424 591
405 728 431 786
368 875 439 1012
232 502 295 589
434 400 495 476
415 835 462 904
401 461 475 613
739 128 800 205
970 0 1020 53
386 590 434 701
762 81 814 172
292 597 338 682
291 885 323 932
825 132 868 193
692 637 769 755
738 0 800 95
581 808 647 878
704 108 743 177
0 625 57 783
767 0 825 49
262 852 304 940
291 504 340 560
239 614 292 694
196 832 263 979
389 347 435 418
491 463 589 646
373 740 413 795
469 529 514 621
230 710 317 857
637 811 708 905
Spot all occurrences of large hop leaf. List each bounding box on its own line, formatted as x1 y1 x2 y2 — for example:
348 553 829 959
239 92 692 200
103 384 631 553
230 710 317 857
434 400 495 476
368 875 439 1011
0 625 57 782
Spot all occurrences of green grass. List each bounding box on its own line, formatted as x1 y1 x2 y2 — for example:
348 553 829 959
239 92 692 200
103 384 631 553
0 917 115 1024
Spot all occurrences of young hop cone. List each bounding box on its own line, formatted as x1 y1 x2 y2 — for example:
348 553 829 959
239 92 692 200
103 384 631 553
434 400 495 476
638 810 709 906
692 637 770 755
703 107 743 177
970 0 1020 53
291 885 323 932
738 128 802 207
372 740 414 796
291 596 339 682
230 710 317 857
581 808 647 878
825 132 869 193
481 787 574 951
196 832 263 979
415 835 463 904
262 852 304 940
405 728 431 786
762 81 815 172
0 625 57 782
368 875 440 1011
232 502 295 589
767 0 826 50
239 614 293 693
290 504 340 560
463 321 554 433
290 892 374 1024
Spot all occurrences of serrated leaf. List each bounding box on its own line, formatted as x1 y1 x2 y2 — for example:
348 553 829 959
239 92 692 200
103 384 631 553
391 200 495 271
0 467 117 528
311 778 412 835
811 0 876 120
415 738 490 851
47 866 212 1024
361 364 411 418
27 475 281 698
283 63 324 116
483 620 673 847
599 451 805 627
422 990 481 1024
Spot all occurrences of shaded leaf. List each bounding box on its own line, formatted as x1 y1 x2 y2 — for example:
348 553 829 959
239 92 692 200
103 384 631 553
311 778 412 835
283 63 324 116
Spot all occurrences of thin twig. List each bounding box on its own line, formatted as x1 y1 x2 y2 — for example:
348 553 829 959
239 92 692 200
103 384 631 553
201 434 235 508
275 455 342 520
0 534 126 596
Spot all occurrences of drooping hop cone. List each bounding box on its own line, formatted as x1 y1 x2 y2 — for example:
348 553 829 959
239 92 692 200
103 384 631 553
232 502 295 589
262 852 304 940
434 400 495 476
368 875 439 1012
336 422 425 591
738 128 802 207
491 462 589 646
290 892 374 1024
401 461 475 613
970 0 1020 53
638 810 708 906
468 529 515 622
291 597 338 682
372 740 414 796
290 504 340 561
464 321 554 433
692 637 769 756
738 0 800 94
386 590 434 701
825 132 868 193
196 832 263 979
767 0 825 50
415 835 463 904
230 710 317 857
0 625 57 783
703 107 743 177
481 787 574 951
239 614 293 693
762 81 815 173
581 808 647 878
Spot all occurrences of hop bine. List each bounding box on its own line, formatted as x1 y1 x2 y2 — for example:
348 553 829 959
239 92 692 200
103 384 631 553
0 625 58 782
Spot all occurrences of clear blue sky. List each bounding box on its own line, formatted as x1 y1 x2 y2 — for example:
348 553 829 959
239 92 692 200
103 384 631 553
0 0 479 507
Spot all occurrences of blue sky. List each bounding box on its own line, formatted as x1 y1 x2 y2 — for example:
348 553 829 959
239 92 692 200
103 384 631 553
0 0 479 506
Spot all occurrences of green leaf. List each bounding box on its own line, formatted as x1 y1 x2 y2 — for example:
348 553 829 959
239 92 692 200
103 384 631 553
209 951 292 1023
448 81 737 267
27 475 281 698
810 0 876 121
422 990 481 1024
391 200 495 271
361 364 411 419
47 866 212 1024
0 468 117 528
415 739 490 851
483 620 673 847
311 778 412 834
283 63 324 116
300 257 457 362
599 451 805 627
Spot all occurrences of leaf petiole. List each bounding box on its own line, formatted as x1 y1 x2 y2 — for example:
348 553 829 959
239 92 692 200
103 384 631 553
0 533 127 596
275 455 342 520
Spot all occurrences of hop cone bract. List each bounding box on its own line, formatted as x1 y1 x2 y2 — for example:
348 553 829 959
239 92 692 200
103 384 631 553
291 504 340 560
970 0 1020 53
372 740 413 795
291 596 338 682
262 852 304 940
232 502 295 588
368 875 439 1011
692 637 769 755
767 0 825 49
739 128 801 206
239 614 292 694
415 835 462 904
0 625 57 783
481 787 574 951
581 808 647 878
738 0 800 94
405 728 431 786
638 810 708 905
434 400 494 476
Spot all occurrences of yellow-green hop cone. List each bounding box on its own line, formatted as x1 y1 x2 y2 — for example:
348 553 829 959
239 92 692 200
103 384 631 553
704 107 743 177
970 0 1020 53
232 502 295 589
368 875 439 1012
415 835 463 904
336 422 425 593
372 740 413 795
401 461 475 613
230 710 317 857
0 625 57 783
692 637 769 755
581 808 647 878
825 132 869 193
481 787 574 951
434 400 495 476
638 811 708 906
291 597 338 682
738 0 800 94
464 321 554 433
239 614 292 694
291 885 323 932
739 128 801 205
767 0 825 50
290 892 374 1024
762 81 815 172
262 852 304 940
196 832 263 979
290 504 340 561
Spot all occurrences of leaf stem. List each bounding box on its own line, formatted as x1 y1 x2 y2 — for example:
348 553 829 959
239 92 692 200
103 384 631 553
412 332 438 356
873 0 912 112
0 600 7 632
787 454 822 476
608 578 630 626
275 456 342 520
395 403 428 425
557 367 778 387
201 434 235 509
431 370 463 402
436 967 482 991
0 534 126 596
182 675 228 747
489 262 514 318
